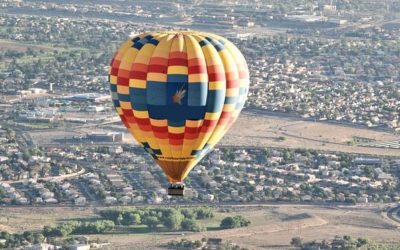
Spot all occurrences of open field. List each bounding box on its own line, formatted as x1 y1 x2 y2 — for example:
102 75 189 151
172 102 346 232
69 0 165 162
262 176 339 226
0 206 95 233
28 110 400 156
0 39 58 52
100 205 400 250
1 204 399 250
0 39 90 69
220 111 400 157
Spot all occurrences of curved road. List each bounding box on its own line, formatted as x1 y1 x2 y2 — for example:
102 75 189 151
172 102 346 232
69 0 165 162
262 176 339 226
387 204 400 225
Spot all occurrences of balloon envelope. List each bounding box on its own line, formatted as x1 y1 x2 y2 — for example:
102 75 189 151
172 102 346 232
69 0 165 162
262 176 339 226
109 31 249 183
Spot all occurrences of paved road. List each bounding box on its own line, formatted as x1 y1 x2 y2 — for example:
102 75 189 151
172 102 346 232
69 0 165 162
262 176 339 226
2 168 85 185
387 204 400 225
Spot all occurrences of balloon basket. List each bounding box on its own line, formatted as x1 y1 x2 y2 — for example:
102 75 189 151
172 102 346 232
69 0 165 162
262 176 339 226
168 183 185 196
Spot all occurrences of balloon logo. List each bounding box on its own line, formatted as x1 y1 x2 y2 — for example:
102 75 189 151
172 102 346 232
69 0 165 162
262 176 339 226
109 31 249 195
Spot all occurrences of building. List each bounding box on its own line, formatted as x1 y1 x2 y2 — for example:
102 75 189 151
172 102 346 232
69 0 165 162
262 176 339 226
63 93 110 103
104 196 117 205
68 244 90 250
86 132 124 142
86 106 105 112
353 157 382 166
204 194 214 201
109 146 123 154
20 243 57 250
74 197 86 206
18 88 48 96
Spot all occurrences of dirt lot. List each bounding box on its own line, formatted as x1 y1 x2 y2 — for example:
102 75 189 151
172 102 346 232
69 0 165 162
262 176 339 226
28 111 399 157
1 204 399 250
97 204 400 250
0 206 95 232
220 111 400 157
0 40 57 52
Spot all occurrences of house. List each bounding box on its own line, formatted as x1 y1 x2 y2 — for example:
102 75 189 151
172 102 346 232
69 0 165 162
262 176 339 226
274 178 284 185
35 197 43 204
40 191 54 199
104 196 117 205
74 197 86 206
132 195 144 203
21 243 57 250
109 146 123 155
68 244 90 250
306 174 316 183
60 183 71 190
65 189 79 199
301 195 312 201
204 194 214 201
0 156 9 163
377 173 392 181
336 193 346 202
209 180 218 188
44 198 58 204
151 196 163 204
16 197 29 205
119 196 132 205
122 186 133 193
357 195 368 203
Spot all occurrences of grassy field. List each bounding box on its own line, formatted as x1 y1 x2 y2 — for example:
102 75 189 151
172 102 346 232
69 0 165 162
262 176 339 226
17 122 53 130
0 206 95 233
0 39 91 69
0 204 399 250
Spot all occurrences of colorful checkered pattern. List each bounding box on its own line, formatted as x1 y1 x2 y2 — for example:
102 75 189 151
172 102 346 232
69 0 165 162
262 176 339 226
109 31 250 183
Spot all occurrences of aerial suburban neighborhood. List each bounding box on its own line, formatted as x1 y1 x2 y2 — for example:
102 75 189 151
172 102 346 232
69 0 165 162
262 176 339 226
0 0 399 249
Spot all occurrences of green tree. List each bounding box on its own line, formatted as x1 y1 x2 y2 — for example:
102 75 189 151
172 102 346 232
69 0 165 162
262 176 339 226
195 208 214 219
143 216 159 230
220 215 251 229
181 219 204 232
33 233 45 244
122 212 141 225
163 209 184 230
180 208 195 219
291 237 303 247
220 217 237 229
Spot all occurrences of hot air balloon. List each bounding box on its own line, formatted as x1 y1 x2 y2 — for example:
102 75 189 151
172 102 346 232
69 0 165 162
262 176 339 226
109 31 249 195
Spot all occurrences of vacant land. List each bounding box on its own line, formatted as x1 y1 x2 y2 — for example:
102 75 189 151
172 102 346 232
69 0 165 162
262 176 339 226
0 39 58 52
221 111 400 157
29 110 399 156
0 206 94 233
0 204 399 250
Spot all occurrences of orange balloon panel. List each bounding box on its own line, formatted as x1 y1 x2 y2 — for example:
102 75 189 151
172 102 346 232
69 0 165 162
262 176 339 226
109 31 249 183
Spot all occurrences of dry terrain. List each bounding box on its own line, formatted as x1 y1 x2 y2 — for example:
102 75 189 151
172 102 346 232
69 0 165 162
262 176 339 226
28 111 400 157
101 205 400 250
1 204 399 250
221 111 400 156
0 40 58 52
